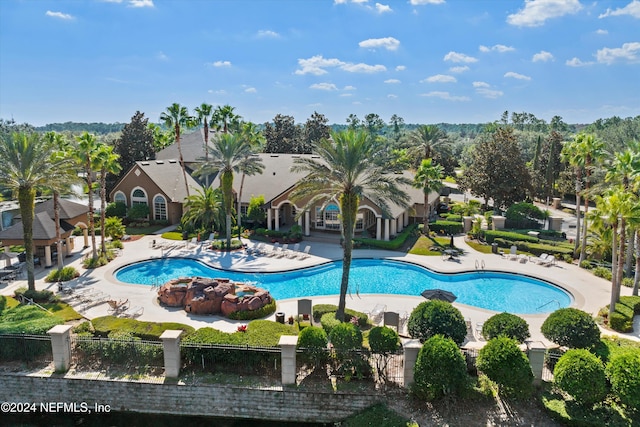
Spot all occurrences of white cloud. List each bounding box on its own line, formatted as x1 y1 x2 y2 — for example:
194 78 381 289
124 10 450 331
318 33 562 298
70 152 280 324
504 71 532 80
344 85 357 90
473 81 490 88
410 0 445 4
507 0 583 27
387 94 398 98
395 65 406 71
257 30 281 38
479 44 515 53
599 1 640 19
244 87 257 93
596 42 640 64
310 83 339 91
211 60 232 67
423 74 457 83
340 93 353 97
45 10 74 20
384 79 401 84
129 0 154 7
596 29 608 35
156 51 168 61
565 57 594 66
359 37 400 51
341 63 387 73
472 81 503 98
532 50 554 62
295 55 345 75
208 89 227 94
449 66 470 73
375 3 392 13
334 0 369 3
420 91 470 101
443 51 478 63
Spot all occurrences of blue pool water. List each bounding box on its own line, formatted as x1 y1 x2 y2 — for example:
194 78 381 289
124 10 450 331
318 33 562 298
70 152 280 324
115 258 572 314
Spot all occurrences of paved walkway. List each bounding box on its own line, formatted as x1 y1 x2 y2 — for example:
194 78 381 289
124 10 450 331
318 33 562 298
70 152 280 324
2 233 638 348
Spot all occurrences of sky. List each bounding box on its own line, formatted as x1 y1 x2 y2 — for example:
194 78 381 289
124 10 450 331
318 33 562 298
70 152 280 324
0 0 639 127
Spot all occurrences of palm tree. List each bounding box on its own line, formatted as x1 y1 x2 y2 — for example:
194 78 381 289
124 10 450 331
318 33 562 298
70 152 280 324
0 132 75 290
560 136 585 257
75 132 102 260
160 103 194 197
181 187 223 235
236 122 266 238
94 144 121 256
413 158 444 234
194 133 263 249
194 103 213 162
407 125 448 164
290 130 411 321
212 104 241 134
576 134 605 264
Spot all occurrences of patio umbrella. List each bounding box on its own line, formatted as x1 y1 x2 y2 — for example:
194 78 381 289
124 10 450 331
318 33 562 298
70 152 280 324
421 288 457 303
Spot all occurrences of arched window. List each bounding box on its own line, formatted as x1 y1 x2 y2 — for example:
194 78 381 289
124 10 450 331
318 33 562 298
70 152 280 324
131 188 147 206
114 192 126 205
153 195 167 221
324 204 340 230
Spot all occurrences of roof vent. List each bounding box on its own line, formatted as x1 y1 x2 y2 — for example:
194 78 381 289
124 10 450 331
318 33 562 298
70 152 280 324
168 160 177 164
270 155 279 157
311 155 320 158
155 160 164 164
141 161 150 166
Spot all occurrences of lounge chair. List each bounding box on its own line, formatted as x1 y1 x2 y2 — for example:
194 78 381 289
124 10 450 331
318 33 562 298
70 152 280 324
287 243 300 258
508 245 518 260
122 305 144 318
107 298 129 315
535 253 550 265
518 254 528 263
266 242 281 257
369 303 386 324
383 311 400 331
297 245 311 260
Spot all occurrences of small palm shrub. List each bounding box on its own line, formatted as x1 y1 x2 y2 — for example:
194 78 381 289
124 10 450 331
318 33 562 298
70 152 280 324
481 312 530 343
412 335 468 400
541 308 600 349
476 336 533 397
45 266 79 283
593 267 612 280
407 300 467 345
606 351 640 410
553 349 607 407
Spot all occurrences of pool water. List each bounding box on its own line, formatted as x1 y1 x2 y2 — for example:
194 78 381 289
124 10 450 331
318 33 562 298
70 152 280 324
115 258 572 314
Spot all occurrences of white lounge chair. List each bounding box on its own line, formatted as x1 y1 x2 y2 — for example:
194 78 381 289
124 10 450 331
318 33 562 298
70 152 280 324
297 245 311 260
122 305 144 318
266 242 281 257
287 243 300 258
508 245 518 260
535 253 550 265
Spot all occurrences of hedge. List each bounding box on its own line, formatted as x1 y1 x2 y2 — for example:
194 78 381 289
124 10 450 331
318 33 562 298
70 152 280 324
481 312 530 343
477 336 533 397
541 308 600 349
601 296 640 333
412 335 468 400
482 230 539 244
553 349 607 407
91 316 195 341
226 299 277 321
427 221 463 235
355 224 417 250
312 304 369 326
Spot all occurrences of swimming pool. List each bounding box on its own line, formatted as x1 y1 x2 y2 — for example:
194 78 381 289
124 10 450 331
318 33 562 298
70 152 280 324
115 258 572 314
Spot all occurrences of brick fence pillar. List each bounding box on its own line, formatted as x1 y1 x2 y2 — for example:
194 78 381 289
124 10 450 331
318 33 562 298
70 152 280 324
160 330 184 378
279 335 298 385
47 324 73 372
527 342 547 385
402 339 422 388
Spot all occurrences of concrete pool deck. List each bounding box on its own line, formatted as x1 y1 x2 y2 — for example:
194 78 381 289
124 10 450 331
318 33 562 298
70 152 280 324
2 233 638 348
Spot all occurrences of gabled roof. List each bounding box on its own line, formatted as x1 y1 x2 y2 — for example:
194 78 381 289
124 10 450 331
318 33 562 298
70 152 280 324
156 129 212 164
32 198 89 220
133 160 203 202
0 211 74 243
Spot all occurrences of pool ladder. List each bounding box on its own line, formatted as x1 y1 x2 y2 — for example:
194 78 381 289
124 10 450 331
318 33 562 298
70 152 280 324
475 259 485 270
537 299 560 310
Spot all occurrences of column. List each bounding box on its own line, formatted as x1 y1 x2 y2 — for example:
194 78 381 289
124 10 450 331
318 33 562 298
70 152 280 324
48 325 73 372
65 237 72 256
376 217 381 240
548 217 563 231
404 211 409 227
274 209 280 231
297 216 303 228
390 218 397 238
304 211 310 236
403 339 422 388
527 343 547 385
384 219 390 241
267 209 272 231
160 330 184 378
83 228 89 248
463 216 474 233
397 214 403 233
279 335 299 385
492 215 506 230
44 245 52 268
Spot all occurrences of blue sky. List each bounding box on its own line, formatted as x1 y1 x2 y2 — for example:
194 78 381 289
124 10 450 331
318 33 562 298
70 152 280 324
1 0 639 126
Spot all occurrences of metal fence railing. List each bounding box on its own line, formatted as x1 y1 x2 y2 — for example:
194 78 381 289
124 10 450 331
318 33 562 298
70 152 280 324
0 334 52 364
71 335 164 370
180 342 281 379
542 349 562 382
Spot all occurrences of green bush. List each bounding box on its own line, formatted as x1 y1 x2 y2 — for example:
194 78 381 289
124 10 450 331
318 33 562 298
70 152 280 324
541 308 600 349
105 201 127 218
226 299 277 320
297 326 329 369
428 220 463 235
606 351 640 409
554 349 607 407
329 322 362 351
254 228 286 238
355 224 417 250
91 316 195 341
593 267 612 280
477 336 533 397
368 326 399 354
412 335 468 400
621 277 634 288
407 300 467 345
320 312 341 335
609 311 633 332
0 305 64 335
127 203 149 220
45 266 79 283
14 288 56 303
482 230 539 244
481 312 530 343
620 295 640 314
313 304 368 326
579 260 593 269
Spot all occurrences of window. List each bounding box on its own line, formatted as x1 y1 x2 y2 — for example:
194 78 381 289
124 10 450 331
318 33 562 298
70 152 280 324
114 192 126 205
315 207 324 228
324 204 340 230
131 188 147 206
153 195 167 221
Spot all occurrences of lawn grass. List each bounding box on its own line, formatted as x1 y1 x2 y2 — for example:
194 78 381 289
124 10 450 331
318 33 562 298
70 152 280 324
42 301 84 322
464 240 494 254
125 224 167 235
408 235 450 256
341 404 416 427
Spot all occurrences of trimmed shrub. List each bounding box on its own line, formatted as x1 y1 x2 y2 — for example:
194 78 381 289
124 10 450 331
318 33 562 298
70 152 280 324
428 220 463 235
320 312 341 335
105 201 127 218
553 349 607 407
329 322 362 351
621 277 634 288
297 326 329 369
606 351 640 409
127 203 149 220
412 335 468 400
407 300 467 345
14 288 56 303
620 295 640 314
226 299 277 321
313 304 368 326
481 312 530 343
91 316 195 341
482 230 539 244
579 260 592 269
45 266 80 283
541 308 600 349
368 326 399 354
593 267 612 280
477 336 533 397
355 224 417 250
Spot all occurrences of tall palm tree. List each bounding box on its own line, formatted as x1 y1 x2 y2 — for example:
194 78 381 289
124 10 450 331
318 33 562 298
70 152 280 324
290 130 411 321
236 122 266 238
75 132 101 260
194 133 263 249
160 103 194 197
194 103 213 162
43 131 79 269
407 125 448 164
0 132 75 290
561 136 585 257
181 187 223 234
212 104 241 134
413 158 444 234
577 134 605 264
94 144 121 256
